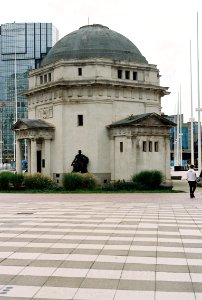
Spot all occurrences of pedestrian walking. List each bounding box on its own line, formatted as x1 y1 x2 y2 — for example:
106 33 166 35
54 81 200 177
186 164 197 198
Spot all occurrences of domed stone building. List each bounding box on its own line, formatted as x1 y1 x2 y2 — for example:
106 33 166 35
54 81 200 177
13 24 174 184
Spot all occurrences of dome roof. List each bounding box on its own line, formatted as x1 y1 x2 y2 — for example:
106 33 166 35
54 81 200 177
41 24 148 66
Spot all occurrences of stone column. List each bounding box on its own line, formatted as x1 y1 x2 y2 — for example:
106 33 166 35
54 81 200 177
165 135 171 180
31 139 37 174
27 139 31 174
44 139 51 176
16 139 22 173
109 136 115 181
126 135 135 180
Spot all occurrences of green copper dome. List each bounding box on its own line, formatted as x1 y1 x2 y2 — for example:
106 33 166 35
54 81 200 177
41 24 148 66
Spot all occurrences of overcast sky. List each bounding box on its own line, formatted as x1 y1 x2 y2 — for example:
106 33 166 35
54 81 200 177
1 0 202 122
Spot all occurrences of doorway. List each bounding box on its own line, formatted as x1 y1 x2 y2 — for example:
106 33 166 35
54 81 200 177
37 151 41 173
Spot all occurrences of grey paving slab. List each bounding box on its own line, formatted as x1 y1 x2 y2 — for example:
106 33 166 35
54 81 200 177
9 275 49 286
59 261 94 269
44 276 84 288
118 279 155 291
156 281 194 292
80 278 119 289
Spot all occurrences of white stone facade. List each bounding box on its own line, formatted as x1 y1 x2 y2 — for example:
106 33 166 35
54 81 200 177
12 56 172 184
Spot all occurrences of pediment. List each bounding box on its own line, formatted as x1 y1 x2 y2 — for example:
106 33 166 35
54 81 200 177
12 118 55 130
139 116 166 126
108 113 176 128
15 123 29 130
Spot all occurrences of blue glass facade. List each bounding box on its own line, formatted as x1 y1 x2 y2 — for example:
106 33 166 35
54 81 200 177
168 114 200 167
0 23 59 162
170 127 189 150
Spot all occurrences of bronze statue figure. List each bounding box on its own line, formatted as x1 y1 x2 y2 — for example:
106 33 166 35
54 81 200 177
71 150 89 173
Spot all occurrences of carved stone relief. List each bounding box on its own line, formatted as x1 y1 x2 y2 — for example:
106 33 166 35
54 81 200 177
37 106 53 119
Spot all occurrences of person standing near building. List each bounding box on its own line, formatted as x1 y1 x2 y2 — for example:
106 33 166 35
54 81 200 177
186 164 197 198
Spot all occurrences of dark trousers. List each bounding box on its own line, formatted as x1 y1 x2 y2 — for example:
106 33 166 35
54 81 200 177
188 181 196 197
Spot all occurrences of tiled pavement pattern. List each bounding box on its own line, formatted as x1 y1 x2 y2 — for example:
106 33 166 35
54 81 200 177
0 193 202 299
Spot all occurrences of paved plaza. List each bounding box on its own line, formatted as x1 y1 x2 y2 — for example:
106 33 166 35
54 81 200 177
0 188 202 299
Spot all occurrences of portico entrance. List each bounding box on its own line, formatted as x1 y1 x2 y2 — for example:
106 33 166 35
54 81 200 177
13 119 55 176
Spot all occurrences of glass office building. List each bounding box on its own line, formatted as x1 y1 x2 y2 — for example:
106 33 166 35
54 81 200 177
0 22 59 163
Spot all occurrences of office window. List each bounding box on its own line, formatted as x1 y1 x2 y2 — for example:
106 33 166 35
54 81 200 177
133 71 137 80
143 141 147 152
149 141 152 152
125 70 130 80
78 68 82 76
77 115 83 126
120 142 123 152
118 69 122 79
155 142 159 152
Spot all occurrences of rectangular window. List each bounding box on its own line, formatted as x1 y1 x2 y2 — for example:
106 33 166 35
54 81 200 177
118 69 122 79
133 71 137 80
120 142 123 152
149 141 152 152
143 141 147 152
78 68 82 76
40 75 43 84
155 142 159 152
77 115 83 126
44 74 47 83
48 73 51 82
42 159 45 168
125 70 130 80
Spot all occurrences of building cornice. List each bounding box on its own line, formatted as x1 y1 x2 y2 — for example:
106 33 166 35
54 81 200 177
24 79 169 97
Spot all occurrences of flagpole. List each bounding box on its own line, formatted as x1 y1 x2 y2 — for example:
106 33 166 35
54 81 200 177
176 94 180 166
197 12 201 172
13 42 17 162
179 85 183 166
190 40 194 165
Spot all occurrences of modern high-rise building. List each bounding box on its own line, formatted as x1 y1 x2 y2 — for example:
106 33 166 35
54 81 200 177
166 114 199 167
0 22 59 163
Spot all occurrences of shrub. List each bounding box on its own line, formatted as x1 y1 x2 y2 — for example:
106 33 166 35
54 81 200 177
102 180 136 191
63 172 97 191
80 173 97 189
131 170 163 190
9 173 24 189
0 171 12 190
63 173 83 190
23 173 55 190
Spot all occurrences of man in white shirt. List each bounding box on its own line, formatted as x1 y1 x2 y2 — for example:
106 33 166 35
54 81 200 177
187 164 197 198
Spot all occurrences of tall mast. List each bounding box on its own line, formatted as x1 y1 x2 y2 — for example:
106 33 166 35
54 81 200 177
197 12 201 172
176 94 180 166
179 85 183 166
190 40 194 165
13 43 17 162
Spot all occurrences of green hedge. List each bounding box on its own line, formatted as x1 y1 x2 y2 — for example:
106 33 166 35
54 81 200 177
131 170 163 190
23 173 56 190
0 172 25 190
102 180 136 191
0 172 12 190
9 173 24 189
63 173 97 191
